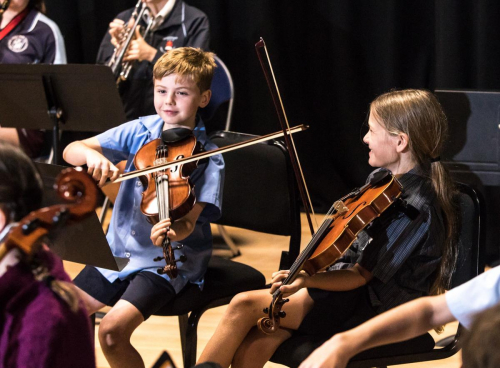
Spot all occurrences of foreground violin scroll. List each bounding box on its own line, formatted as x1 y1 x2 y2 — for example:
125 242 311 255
258 171 403 334
105 124 309 186
0 167 99 260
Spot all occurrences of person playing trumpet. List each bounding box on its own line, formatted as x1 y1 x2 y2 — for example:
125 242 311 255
97 0 210 121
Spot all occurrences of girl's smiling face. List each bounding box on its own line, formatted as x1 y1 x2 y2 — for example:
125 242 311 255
363 111 402 172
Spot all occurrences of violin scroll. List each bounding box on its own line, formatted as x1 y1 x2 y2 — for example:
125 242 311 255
2 167 100 259
258 296 289 335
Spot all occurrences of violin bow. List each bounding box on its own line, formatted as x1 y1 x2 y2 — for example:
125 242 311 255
107 125 308 185
255 37 317 235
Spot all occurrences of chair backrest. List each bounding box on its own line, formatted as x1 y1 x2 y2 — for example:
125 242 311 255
199 55 234 132
451 182 485 289
209 130 301 268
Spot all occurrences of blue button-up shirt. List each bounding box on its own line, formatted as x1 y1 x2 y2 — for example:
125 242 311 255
95 115 224 293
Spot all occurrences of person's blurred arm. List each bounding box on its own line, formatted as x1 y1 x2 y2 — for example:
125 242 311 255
299 294 454 368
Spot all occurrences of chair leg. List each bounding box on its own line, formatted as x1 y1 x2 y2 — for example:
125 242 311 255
180 308 209 368
90 313 96 345
217 224 240 257
178 314 189 366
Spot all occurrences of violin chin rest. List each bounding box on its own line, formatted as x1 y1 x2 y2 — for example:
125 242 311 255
161 128 193 143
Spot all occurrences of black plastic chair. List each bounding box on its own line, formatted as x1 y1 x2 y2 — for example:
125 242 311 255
270 182 484 368
199 54 234 133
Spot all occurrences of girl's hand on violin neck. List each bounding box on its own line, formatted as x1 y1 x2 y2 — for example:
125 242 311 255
270 270 309 296
85 151 120 186
151 218 175 246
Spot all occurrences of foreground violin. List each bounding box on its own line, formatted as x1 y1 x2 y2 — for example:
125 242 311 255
258 170 402 334
134 128 201 278
0 167 99 262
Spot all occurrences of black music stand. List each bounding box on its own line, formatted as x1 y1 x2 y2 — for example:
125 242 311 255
35 162 129 271
0 64 126 164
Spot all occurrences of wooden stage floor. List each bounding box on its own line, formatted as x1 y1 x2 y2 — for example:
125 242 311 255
63 214 462 368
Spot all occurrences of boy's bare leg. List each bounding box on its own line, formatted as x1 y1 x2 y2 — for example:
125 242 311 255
98 300 145 368
73 286 145 368
198 288 314 368
73 285 106 315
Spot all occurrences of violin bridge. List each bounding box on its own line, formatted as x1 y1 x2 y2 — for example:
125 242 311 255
333 200 348 215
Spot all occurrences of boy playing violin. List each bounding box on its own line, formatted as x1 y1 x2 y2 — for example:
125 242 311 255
63 47 224 368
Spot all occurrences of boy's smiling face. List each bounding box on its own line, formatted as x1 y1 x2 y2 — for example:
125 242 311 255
154 74 211 130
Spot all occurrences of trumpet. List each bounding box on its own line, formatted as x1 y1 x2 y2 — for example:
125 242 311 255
107 0 154 85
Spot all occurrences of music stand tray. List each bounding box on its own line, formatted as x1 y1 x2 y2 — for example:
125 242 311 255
0 64 126 163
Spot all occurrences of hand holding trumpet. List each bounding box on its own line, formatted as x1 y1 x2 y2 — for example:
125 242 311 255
108 18 156 63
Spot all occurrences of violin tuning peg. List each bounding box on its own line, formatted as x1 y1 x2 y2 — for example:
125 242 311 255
278 311 286 318
157 267 166 275
153 256 164 262
173 244 184 250
283 298 290 304
263 308 269 313
22 218 41 235
175 255 187 263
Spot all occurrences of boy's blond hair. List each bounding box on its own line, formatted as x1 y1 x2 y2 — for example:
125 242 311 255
153 47 216 93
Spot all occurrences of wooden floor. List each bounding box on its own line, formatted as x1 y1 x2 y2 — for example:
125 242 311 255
63 213 462 368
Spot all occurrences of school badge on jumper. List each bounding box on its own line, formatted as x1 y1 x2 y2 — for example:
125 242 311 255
161 36 178 52
8 35 29 53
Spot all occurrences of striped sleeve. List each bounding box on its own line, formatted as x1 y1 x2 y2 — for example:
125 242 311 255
36 13 67 64
359 206 430 284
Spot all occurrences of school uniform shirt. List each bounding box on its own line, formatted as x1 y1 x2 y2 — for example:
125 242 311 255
0 227 95 368
330 167 445 313
96 0 209 121
0 7 66 64
0 6 67 158
96 115 224 293
446 265 500 329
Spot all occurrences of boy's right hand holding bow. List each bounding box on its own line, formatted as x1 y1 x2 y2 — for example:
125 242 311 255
63 138 120 186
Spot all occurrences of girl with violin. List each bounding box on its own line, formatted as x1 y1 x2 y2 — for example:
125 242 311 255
63 47 224 368
198 89 459 368
0 141 95 367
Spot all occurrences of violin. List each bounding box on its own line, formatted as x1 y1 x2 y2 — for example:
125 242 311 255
258 170 403 334
0 167 99 263
133 128 202 278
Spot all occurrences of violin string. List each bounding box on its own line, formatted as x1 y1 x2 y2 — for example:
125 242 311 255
283 201 338 284
262 44 319 231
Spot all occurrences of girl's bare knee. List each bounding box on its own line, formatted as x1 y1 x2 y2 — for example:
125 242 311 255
230 291 266 313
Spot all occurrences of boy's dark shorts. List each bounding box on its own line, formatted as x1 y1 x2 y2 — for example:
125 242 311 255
74 265 176 320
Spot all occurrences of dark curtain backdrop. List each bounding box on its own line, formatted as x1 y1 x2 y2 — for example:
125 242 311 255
44 0 500 258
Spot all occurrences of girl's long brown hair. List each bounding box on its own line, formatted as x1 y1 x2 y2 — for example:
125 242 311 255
371 89 459 297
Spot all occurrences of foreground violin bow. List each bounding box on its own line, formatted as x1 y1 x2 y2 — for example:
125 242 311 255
255 37 317 236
